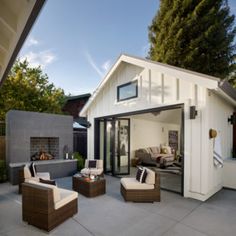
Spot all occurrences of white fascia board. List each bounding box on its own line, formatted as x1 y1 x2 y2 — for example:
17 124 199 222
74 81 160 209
214 88 236 107
80 54 145 117
121 54 219 89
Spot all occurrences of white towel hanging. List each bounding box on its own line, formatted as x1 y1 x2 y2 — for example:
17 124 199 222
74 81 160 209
213 136 223 168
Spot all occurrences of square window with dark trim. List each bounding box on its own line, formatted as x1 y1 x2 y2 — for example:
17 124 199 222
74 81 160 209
117 80 138 102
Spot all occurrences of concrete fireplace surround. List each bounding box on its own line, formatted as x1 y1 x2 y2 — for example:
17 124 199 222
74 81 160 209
6 110 77 184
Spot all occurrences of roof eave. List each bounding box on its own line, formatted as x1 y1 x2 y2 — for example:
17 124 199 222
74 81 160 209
0 0 46 87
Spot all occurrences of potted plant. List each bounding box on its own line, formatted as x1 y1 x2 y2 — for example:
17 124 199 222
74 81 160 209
73 152 84 171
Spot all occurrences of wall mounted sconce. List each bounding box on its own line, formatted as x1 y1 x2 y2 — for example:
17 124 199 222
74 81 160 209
190 106 198 119
209 129 217 139
228 113 236 125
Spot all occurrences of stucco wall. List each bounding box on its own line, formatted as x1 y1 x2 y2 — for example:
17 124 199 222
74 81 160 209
6 110 73 164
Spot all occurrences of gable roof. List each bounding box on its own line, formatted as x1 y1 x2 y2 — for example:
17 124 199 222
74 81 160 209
80 54 236 116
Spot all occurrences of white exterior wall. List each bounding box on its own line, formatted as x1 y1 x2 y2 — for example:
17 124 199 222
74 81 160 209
207 93 234 193
86 61 233 201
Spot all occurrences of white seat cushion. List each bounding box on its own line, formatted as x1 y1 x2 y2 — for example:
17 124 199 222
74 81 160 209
144 168 155 185
121 178 154 190
54 188 78 210
24 165 32 178
36 172 50 180
81 168 103 175
25 177 40 182
90 168 103 175
81 168 90 175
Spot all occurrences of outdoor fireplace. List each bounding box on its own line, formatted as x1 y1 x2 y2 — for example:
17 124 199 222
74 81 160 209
30 137 59 161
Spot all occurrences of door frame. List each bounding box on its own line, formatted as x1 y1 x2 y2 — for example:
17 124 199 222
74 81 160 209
94 117 131 176
94 103 185 195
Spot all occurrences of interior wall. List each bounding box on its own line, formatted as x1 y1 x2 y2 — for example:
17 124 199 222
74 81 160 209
130 117 180 159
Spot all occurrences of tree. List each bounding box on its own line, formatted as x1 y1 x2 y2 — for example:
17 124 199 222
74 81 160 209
0 60 66 120
148 0 236 82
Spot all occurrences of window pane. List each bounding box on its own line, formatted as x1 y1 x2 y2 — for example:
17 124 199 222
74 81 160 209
118 81 137 101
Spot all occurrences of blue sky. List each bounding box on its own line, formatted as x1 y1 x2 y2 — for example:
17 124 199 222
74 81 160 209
19 0 236 95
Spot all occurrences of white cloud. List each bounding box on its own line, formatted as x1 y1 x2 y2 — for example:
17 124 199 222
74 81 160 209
85 51 111 78
25 36 39 47
102 60 111 74
85 51 104 77
20 50 56 69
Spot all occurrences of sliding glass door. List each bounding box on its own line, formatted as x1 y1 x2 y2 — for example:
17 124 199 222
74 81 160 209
96 118 130 176
114 119 130 175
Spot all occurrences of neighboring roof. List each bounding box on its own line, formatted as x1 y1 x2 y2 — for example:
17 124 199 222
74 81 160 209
65 93 91 102
219 80 236 101
0 0 46 86
80 54 236 116
74 117 90 128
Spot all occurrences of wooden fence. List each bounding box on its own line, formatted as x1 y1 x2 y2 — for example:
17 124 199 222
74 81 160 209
73 129 87 159
0 137 5 161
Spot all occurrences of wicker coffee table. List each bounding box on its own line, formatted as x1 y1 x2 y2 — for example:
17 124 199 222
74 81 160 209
72 175 106 197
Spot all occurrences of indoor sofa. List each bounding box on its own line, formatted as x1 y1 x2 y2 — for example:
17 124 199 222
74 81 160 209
135 146 175 168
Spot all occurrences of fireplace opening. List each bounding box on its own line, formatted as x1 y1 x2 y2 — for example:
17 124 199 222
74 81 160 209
30 137 59 161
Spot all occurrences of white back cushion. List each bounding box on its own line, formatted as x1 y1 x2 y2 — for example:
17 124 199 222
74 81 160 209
96 160 103 169
144 168 155 185
24 165 32 178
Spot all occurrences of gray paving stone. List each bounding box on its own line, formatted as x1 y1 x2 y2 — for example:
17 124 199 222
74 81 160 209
162 223 208 236
1 176 236 236
181 203 236 236
206 188 236 211
118 213 176 236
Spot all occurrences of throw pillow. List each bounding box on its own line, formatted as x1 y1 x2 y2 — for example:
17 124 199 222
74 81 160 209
136 167 148 183
39 178 56 186
29 163 36 177
161 146 172 154
88 160 97 168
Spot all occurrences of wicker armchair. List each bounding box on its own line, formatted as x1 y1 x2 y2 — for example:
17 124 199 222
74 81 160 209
81 159 104 176
22 182 78 231
120 169 160 202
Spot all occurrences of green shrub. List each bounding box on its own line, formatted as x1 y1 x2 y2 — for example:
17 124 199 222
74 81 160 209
0 160 7 183
73 152 84 171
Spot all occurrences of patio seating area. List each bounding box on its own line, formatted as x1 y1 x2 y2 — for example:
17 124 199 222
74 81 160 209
0 175 236 236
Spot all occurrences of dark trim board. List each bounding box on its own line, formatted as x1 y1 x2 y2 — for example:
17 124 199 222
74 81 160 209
95 103 184 119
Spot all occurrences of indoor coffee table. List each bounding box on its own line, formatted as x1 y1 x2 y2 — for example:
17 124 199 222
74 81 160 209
72 175 106 197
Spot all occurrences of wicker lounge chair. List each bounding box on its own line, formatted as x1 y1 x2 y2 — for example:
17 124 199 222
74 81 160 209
81 159 103 176
22 181 78 231
120 168 160 202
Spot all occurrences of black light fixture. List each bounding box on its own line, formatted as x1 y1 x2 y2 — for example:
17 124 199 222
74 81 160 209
228 113 236 125
190 106 198 119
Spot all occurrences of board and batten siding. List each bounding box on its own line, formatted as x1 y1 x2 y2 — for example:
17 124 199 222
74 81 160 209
86 62 233 201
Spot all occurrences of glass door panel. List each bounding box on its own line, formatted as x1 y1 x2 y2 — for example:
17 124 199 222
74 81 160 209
114 119 130 175
105 120 112 173
99 121 104 161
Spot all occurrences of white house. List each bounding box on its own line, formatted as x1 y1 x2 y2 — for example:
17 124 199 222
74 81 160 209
80 54 236 201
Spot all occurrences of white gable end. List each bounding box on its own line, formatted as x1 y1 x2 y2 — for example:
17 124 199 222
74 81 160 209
81 54 220 117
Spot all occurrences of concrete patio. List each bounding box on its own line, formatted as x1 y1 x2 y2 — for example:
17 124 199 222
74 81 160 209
0 175 235 236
